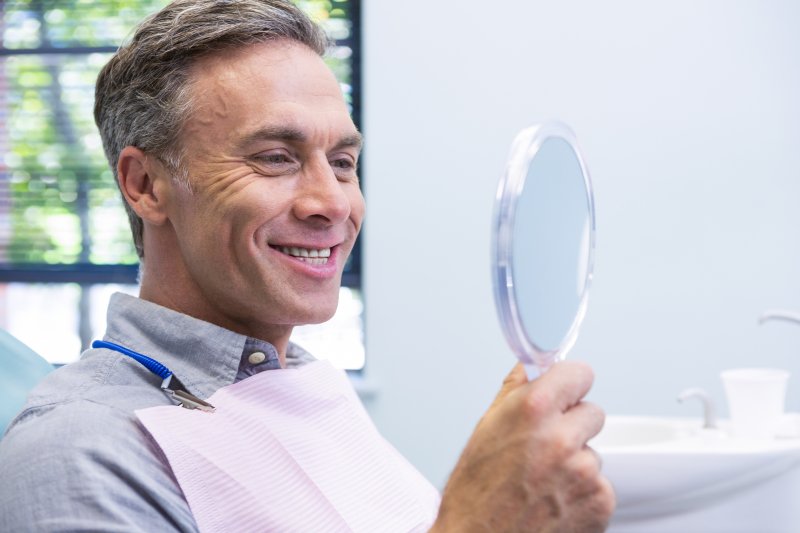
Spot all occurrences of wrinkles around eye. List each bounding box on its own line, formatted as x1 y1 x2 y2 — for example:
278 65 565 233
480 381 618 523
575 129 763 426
249 152 300 175
247 152 359 180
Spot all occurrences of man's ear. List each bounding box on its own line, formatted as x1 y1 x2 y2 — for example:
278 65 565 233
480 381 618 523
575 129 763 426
117 146 169 225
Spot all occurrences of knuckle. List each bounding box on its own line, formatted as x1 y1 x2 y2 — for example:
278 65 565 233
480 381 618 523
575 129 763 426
572 451 600 483
572 402 606 440
523 388 555 418
584 402 606 427
548 433 573 458
547 429 584 461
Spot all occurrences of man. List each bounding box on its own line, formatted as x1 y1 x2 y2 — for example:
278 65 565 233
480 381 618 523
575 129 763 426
0 1 614 531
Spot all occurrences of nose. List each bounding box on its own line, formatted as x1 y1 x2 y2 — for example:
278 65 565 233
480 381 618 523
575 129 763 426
292 158 352 226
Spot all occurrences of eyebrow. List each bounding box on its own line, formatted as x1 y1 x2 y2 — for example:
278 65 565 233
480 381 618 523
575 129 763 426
237 126 363 152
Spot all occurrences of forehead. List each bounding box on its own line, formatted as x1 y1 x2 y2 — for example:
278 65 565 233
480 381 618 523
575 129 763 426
183 41 354 145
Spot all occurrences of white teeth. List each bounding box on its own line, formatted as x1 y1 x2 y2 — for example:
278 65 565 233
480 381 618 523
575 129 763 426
277 246 331 264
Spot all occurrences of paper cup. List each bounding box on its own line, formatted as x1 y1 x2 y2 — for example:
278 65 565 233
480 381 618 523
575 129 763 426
721 368 790 440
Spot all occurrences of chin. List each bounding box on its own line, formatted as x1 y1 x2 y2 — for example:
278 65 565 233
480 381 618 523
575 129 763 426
291 299 339 326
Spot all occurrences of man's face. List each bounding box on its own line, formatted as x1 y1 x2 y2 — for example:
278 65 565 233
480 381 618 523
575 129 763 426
159 41 364 338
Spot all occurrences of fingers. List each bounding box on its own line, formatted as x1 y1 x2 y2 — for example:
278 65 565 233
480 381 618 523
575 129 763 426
564 446 615 530
596 470 617 520
571 456 616 532
585 444 603 473
492 360 605 454
562 400 606 445
490 363 528 408
445 360 613 533
529 360 595 413
571 446 602 488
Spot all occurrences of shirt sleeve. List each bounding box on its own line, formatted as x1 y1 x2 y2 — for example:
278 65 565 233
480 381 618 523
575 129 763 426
0 399 199 532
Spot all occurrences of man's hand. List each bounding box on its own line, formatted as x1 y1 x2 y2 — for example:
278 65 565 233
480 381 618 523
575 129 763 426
431 361 615 533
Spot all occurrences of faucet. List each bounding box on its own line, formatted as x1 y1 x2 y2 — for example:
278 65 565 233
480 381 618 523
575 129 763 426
759 309 800 326
677 388 717 429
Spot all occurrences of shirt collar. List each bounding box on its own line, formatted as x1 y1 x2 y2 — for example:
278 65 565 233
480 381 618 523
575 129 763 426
101 292 314 400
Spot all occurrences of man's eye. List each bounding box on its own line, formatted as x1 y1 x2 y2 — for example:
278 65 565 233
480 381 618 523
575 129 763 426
330 158 356 171
256 153 293 165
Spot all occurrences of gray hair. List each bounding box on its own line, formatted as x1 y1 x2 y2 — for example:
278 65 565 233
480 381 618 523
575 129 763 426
94 0 330 259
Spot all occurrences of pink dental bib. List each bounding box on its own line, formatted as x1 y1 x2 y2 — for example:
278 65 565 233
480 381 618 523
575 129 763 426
136 360 440 532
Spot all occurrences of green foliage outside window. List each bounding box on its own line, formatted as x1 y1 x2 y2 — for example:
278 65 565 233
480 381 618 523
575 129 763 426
1 0 355 267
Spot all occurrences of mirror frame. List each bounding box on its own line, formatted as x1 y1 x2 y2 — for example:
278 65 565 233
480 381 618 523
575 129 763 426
492 121 596 373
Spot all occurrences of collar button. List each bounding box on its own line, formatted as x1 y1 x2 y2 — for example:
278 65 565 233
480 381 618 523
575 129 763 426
248 351 267 365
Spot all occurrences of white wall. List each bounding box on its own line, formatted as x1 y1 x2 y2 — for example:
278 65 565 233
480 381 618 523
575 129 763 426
361 0 800 488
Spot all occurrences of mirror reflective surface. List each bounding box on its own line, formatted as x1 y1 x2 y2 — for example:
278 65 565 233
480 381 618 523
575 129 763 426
493 122 595 377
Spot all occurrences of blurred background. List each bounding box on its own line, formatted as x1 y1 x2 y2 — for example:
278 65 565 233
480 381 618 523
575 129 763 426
360 0 800 487
3 1 800 489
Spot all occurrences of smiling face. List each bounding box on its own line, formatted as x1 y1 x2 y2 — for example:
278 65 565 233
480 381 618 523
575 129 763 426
139 41 364 350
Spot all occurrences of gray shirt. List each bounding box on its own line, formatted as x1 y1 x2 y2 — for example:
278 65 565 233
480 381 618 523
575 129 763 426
0 292 316 532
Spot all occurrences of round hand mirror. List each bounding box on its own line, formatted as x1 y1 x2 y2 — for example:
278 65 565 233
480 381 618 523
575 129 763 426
492 122 596 379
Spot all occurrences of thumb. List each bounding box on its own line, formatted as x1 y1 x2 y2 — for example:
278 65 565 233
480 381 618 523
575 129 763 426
490 363 528 408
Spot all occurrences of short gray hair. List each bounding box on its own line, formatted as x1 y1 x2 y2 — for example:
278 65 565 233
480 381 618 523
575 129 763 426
94 0 330 259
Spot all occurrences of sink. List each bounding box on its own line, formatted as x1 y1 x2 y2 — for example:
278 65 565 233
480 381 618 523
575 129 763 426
590 416 690 448
592 415 800 533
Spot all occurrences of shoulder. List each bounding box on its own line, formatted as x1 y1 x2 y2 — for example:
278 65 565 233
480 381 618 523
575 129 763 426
0 355 197 531
21 347 167 410
4 348 169 457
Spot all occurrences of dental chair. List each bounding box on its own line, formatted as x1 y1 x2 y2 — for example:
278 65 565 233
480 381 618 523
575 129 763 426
0 329 53 436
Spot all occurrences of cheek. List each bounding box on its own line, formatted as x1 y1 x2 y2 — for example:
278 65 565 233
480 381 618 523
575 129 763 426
348 188 366 228
210 179 288 226
238 188 295 243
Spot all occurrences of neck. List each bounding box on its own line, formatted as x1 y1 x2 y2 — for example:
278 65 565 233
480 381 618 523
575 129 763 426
137 257 294 363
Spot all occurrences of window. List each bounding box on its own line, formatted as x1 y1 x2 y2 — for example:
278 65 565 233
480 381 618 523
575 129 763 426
0 0 364 369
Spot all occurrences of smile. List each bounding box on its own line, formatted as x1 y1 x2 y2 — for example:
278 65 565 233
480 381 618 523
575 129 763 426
276 246 331 265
